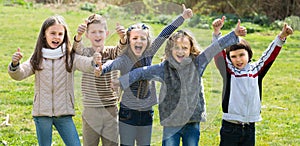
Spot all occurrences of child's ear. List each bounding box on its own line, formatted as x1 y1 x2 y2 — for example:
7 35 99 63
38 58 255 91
106 30 109 37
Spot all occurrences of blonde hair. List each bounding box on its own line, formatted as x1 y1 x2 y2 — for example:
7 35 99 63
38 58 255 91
163 30 201 60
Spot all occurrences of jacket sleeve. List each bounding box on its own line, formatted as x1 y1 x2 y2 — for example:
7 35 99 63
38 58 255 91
118 63 164 90
8 59 34 81
214 50 228 78
252 35 285 77
196 31 239 76
212 32 222 42
105 40 127 59
73 54 94 73
101 56 126 75
72 37 85 55
143 15 185 58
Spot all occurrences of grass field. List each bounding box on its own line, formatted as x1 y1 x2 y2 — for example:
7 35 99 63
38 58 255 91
0 3 299 146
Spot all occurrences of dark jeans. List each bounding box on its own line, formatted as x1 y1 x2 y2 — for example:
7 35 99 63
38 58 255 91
220 120 255 146
119 104 154 146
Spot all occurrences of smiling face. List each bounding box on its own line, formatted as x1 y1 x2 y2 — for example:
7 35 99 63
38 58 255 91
86 23 108 51
171 36 191 63
45 23 65 49
229 48 249 70
129 29 148 57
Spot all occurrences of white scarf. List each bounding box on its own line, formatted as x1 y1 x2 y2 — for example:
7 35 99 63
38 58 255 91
42 44 66 59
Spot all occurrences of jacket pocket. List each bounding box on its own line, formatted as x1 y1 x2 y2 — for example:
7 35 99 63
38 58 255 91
221 123 237 135
69 93 74 109
119 108 131 121
33 93 39 115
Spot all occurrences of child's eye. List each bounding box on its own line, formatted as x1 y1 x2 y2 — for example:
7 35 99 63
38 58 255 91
230 55 236 59
240 53 246 57
173 46 180 50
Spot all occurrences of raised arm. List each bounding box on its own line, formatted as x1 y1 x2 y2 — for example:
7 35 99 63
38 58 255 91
212 16 225 42
98 23 128 62
253 23 293 76
72 20 88 55
196 20 246 76
143 4 193 58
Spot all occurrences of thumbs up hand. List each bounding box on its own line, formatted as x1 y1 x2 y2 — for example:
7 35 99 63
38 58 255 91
234 19 247 37
115 23 126 44
182 4 193 19
279 23 293 40
212 16 226 35
93 50 102 77
12 47 23 66
75 20 88 42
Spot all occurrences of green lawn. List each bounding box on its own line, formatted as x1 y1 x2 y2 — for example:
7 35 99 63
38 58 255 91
0 3 299 146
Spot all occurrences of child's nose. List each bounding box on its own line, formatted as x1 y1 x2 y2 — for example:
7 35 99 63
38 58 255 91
96 32 101 36
178 48 184 53
54 34 60 38
137 38 143 42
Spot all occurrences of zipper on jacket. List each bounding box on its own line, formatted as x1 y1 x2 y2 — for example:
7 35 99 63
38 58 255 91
246 71 250 122
52 59 54 116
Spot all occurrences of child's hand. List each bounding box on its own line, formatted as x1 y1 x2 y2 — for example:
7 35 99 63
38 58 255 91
111 79 120 91
12 48 23 66
75 20 88 42
94 66 101 77
116 23 126 44
93 52 102 77
212 16 226 35
279 23 293 39
234 19 247 37
182 4 193 19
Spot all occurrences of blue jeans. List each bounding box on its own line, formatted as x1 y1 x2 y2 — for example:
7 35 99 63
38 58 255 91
220 120 255 146
162 122 200 146
119 105 154 146
33 116 81 146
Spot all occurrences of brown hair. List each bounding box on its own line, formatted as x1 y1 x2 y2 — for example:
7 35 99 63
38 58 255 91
86 14 108 31
226 38 253 62
163 30 201 60
30 15 74 72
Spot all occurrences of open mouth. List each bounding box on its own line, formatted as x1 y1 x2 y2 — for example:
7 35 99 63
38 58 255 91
176 55 185 62
95 39 102 43
134 46 143 54
236 63 244 68
52 41 60 45
177 55 184 59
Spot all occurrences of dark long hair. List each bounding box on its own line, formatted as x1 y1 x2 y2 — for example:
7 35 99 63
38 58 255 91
30 15 74 72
